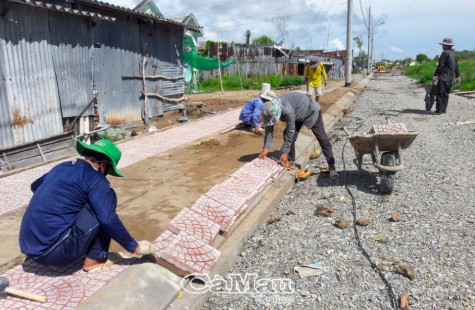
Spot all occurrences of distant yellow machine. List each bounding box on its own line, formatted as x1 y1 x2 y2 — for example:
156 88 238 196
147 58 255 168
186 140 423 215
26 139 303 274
377 62 387 73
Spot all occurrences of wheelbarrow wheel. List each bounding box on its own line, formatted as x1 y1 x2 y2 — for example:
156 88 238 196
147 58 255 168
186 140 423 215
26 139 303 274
380 152 396 194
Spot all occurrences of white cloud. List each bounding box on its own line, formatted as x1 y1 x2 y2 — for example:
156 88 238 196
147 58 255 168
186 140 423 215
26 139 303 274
390 47 404 53
328 38 344 51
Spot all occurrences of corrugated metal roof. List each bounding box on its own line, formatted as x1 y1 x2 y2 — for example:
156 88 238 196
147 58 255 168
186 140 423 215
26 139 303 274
7 0 116 21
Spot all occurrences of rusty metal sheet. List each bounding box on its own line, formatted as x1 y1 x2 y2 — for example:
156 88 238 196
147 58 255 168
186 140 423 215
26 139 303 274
0 2 63 148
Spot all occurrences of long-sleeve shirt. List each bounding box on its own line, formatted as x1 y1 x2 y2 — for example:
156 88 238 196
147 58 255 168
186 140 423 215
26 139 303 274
19 159 138 258
263 92 321 153
239 97 265 127
434 49 460 82
304 64 327 87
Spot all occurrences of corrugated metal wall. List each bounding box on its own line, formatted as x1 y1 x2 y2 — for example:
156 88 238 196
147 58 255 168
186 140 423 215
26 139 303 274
0 3 63 148
93 16 143 125
0 1 184 149
49 11 94 118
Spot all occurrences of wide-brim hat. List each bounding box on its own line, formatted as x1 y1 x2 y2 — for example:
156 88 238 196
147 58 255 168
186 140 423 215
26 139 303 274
309 57 321 68
261 98 282 127
76 139 123 177
261 90 277 101
439 38 454 46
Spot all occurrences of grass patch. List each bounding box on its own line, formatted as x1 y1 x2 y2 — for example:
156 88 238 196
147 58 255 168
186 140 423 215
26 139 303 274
200 74 304 92
404 60 475 91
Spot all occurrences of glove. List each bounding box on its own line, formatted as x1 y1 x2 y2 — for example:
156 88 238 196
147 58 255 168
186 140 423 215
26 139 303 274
258 148 268 158
134 240 157 255
455 77 461 84
432 76 438 86
279 153 289 168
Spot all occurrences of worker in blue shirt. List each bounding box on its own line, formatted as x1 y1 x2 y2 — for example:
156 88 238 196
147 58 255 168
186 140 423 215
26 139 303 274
19 139 156 272
239 91 277 134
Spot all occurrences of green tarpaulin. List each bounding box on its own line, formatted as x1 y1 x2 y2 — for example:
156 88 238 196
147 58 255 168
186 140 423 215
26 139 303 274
183 49 235 71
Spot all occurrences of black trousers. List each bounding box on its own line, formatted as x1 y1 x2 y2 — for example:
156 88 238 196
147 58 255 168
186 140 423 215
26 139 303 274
286 111 335 169
436 79 452 113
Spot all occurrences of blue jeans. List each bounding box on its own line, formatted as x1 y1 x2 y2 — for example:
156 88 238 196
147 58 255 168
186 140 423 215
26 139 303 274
33 204 111 267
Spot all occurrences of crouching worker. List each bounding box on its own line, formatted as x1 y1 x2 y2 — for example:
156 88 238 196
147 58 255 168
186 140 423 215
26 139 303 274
257 92 339 180
19 139 156 272
239 91 277 134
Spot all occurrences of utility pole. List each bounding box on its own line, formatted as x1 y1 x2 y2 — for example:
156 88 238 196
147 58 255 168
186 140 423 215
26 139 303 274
345 0 353 87
367 5 371 73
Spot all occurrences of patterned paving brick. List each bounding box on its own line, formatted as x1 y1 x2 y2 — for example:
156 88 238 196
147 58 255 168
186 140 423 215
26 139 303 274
190 196 237 234
369 123 408 133
204 184 248 217
219 177 259 203
250 157 285 178
154 230 220 275
0 256 135 309
168 207 221 245
230 168 271 193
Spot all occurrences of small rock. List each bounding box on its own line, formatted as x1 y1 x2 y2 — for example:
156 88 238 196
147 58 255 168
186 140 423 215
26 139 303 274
356 218 370 226
395 265 416 280
335 219 348 229
391 213 402 222
286 210 296 215
327 207 335 213
266 217 281 225
301 290 310 297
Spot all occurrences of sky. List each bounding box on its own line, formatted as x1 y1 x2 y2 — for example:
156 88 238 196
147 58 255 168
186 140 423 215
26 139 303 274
111 0 475 61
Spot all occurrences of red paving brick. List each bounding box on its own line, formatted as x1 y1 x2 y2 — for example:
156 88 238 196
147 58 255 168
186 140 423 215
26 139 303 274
154 230 220 275
168 207 221 245
190 196 237 234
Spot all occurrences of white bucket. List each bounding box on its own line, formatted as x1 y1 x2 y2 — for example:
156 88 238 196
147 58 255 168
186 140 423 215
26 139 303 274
260 83 271 96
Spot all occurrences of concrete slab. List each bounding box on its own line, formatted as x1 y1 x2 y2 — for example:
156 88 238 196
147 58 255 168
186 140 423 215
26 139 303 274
77 261 182 310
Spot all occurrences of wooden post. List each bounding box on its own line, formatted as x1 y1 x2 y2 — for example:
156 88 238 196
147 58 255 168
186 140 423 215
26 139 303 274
236 58 243 90
142 56 149 124
217 34 224 94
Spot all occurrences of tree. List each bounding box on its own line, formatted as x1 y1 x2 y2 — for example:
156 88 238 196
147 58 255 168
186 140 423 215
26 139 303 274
353 36 363 60
252 35 275 46
273 16 288 46
415 53 429 63
244 30 251 45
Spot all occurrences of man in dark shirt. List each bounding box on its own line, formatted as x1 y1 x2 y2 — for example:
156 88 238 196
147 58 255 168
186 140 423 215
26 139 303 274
20 139 156 272
432 37 461 114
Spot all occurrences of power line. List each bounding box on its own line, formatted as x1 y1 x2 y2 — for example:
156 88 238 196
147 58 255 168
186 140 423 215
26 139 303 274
204 2 346 32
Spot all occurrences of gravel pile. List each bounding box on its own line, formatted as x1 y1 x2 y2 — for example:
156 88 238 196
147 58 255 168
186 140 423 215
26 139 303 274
203 75 474 310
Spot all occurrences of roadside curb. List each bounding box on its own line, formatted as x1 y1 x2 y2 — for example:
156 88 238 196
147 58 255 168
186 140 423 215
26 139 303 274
78 76 372 310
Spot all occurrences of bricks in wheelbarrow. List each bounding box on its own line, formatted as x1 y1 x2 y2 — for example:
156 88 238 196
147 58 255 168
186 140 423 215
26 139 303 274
168 207 221 245
154 230 221 276
370 123 408 134
190 196 237 235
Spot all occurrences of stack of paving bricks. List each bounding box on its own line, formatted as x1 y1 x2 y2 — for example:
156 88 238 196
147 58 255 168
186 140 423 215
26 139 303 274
153 157 284 276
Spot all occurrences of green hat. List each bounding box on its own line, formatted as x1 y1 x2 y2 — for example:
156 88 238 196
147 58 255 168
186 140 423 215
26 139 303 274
76 139 124 177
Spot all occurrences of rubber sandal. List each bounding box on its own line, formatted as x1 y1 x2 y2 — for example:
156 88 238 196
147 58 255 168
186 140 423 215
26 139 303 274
330 170 339 180
83 252 124 273
309 149 321 159
320 167 331 174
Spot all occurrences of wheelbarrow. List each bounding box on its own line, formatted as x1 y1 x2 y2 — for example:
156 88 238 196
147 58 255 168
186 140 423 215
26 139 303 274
348 126 418 194
424 83 437 111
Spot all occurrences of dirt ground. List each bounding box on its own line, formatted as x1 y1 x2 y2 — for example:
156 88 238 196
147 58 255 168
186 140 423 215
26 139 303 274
0 77 362 273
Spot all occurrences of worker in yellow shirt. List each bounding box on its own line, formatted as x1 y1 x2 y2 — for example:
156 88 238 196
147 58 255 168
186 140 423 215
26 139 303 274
304 57 327 102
